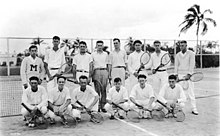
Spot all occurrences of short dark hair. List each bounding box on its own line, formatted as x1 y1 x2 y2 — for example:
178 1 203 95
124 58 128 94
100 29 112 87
133 40 142 45
52 36 60 41
114 77 121 83
137 74 147 79
79 75 88 81
180 40 187 44
153 40 161 44
96 40 104 44
29 45 38 51
29 76 39 82
79 41 87 47
57 75 67 82
113 38 120 43
168 74 177 80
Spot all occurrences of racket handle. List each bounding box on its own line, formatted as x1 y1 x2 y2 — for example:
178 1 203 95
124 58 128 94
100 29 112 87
21 103 32 113
156 100 170 111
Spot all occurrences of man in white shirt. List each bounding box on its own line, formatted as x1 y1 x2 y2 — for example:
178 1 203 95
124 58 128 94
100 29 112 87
72 41 93 83
130 74 156 119
47 76 72 124
158 74 186 114
20 45 45 89
127 40 148 95
44 36 66 91
71 75 99 121
21 76 48 127
174 40 198 115
109 38 128 86
147 40 170 94
91 40 110 112
104 77 129 119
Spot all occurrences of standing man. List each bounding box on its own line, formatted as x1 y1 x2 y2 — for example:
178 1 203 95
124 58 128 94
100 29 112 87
71 75 99 121
72 41 93 83
20 45 45 89
44 36 66 91
21 76 48 127
109 38 128 86
91 40 110 112
127 40 148 95
174 40 198 115
148 40 170 94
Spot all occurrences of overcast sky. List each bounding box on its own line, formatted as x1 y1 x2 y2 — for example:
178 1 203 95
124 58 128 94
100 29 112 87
0 0 219 53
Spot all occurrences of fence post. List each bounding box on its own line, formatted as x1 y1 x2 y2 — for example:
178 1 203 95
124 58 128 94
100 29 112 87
200 40 202 68
174 40 176 65
110 39 112 51
7 38 10 76
91 39 93 52
143 39 146 52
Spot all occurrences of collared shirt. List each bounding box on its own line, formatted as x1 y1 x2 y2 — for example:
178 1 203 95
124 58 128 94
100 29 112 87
107 86 128 103
72 53 92 72
127 51 144 74
44 47 66 69
48 86 71 106
20 56 45 84
22 85 48 109
159 83 186 103
71 85 98 105
174 50 195 74
91 51 109 69
130 83 155 100
149 50 170 70
109 50 127 67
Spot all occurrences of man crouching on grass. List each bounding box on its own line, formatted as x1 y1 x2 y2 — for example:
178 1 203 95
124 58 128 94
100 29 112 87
47 75 72 125
21 76 48 127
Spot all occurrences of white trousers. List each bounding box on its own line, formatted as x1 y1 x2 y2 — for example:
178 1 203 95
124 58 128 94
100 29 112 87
151 71 168 95
21 106 47 118
46 105 73 119
104 102 129 116
47 69 59 92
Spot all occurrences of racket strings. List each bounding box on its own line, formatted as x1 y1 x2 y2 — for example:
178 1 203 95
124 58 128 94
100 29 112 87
161 54 170 65
140 53 150 64
190 73 204 82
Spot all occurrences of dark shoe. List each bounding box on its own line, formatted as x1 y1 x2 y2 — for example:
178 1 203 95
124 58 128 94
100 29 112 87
76 117 81 122
192 111 198 115
101 109 107 113
119 116 125 119
50 119 56 125
109 115 115 120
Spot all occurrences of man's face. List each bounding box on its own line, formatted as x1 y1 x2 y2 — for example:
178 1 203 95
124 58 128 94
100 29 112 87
29 80 38 90
96 43 103 51
138 77 146 87
179 42 187 52
57 78 65 89
168 79 176 88
114 81 121 90
154 42 161 51
113 40 120 49
30 48 37 57
79 44 87 53
52 39 60 46
79 78 87 90
134 43 142 52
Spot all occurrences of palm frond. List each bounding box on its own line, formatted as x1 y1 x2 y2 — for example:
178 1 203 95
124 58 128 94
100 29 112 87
184 13 196 20
187 5 198 15
204 18 217 27
203 9 213 14
193 4 201 14
201 22 208 35
179 18 195 27
179 20 195 36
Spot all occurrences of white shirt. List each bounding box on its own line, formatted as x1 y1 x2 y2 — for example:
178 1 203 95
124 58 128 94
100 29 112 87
127 51 144 74
22 85 48 109
72 53 92 71
174 50 195 74
91 51 109 69
48 86 71 106
107 86 128 103
44 48 66 69
109 50 127 67
159 83 186 103
71 85 98 105
130 83 155 100
149 50 170 70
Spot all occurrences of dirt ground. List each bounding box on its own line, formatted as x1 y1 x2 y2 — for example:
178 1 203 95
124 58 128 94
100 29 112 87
0 69 219 136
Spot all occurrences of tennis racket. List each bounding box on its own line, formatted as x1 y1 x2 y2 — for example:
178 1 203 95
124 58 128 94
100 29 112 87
178 72 204 82
62 112 78 128
124 44 131 55
137 52 151 74
76 100 104 124
156 100 185 122
154 53 171 73
21 103 48 129
111 102 140 123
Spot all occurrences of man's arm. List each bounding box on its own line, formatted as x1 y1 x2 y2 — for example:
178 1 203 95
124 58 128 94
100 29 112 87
20 58 28 88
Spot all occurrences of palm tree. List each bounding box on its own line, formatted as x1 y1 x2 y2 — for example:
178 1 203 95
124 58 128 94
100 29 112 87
179 4 217 53
31 37 46 59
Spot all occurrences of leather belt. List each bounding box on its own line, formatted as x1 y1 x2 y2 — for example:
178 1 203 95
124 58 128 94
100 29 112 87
113 66 126 69
157 69 166 72
76 70 89 73
95 68 107 70
50 68 59 70
31 104 38 106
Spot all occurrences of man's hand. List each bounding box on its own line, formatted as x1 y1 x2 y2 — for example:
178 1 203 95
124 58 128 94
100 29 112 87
38 79 42 85
133 72 138 77
23 84 28 89
184 74 191 80
140 63 145 69
152 69 156 74
73 78 79 84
